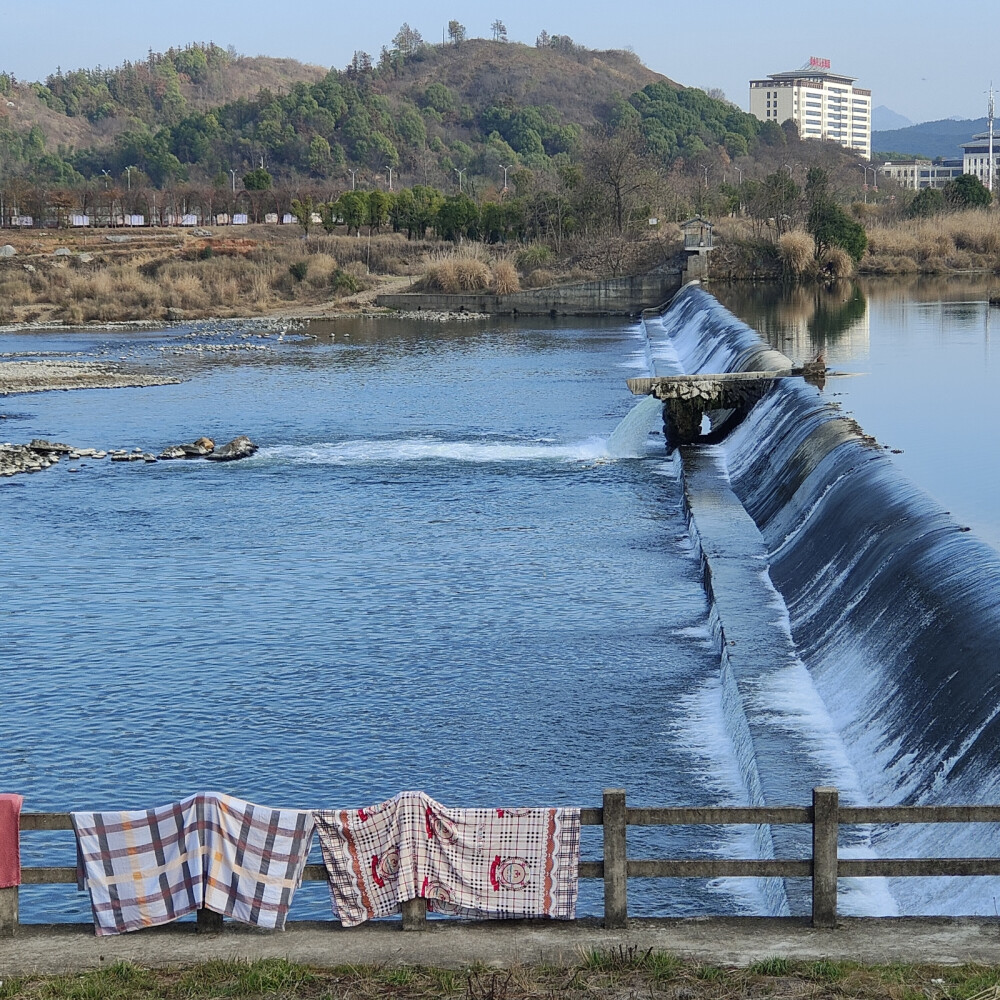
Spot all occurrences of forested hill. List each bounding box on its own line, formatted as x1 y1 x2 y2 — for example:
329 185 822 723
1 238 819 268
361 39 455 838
1 45 328 151
873 117 988 160
0 33 768 194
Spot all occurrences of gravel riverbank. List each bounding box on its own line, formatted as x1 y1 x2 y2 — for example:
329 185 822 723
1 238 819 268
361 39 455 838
0 361 182 395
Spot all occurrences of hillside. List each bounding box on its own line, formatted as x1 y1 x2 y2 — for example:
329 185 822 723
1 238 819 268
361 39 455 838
873 117 986 160
375 38 670 128
0 45 328 151
1 35 755 195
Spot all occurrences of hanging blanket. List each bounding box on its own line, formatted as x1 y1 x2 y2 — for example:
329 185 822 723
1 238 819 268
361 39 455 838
0 794 23 888
314 791 580 926
72 792 314 936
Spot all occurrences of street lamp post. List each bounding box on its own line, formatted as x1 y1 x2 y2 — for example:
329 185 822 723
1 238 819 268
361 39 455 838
455 168 466 192
125 165 135 191
230 168 237 194
499 163 511 191
348 169 357 191
735 166 743 185
384 166 394 191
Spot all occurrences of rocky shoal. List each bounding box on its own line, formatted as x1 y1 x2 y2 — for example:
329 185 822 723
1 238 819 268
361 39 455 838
1 435 257 478
0 361 182 395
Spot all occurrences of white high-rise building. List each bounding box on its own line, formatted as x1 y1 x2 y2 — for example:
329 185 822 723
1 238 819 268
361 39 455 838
961 133 999 191
749 57 871 159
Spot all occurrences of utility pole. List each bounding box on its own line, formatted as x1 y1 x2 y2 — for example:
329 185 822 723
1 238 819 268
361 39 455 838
229 168 237 193
348 169 357 191
499 163 511 191
455 167 466 192
989 84 995 194
385 166 393 191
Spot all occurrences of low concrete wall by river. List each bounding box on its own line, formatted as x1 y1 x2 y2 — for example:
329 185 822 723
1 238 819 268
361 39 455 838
376 272 682 316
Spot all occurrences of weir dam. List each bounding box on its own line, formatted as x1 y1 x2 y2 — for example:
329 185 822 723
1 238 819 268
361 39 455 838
638 283 1000 918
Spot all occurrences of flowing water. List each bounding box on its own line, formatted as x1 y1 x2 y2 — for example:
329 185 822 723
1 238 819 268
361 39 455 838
4 277 1000 922
2 315 757 923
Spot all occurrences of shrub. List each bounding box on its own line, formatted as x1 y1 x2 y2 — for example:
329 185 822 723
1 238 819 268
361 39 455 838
515 243 554 270
777 230 814 278
491 260 520 295
288 260 309 282
332 269 359 295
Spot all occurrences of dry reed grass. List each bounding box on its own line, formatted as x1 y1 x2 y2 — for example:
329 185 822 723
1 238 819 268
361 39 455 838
523 268 555 288
304 253 338 288
821 246 854 279
778 231 815 278
862 210 1000 272
491 260 520 295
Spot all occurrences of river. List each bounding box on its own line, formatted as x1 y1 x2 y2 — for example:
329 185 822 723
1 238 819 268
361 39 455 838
3 275 999 922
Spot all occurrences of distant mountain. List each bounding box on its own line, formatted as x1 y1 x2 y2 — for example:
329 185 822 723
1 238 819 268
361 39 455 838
872 106 912 131
873 117 987 160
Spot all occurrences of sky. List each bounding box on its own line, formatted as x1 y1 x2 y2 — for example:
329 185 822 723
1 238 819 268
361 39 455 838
1 0 996 124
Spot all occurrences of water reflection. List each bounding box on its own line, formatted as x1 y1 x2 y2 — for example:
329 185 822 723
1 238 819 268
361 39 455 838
714 282 869 366
715 274 1000 550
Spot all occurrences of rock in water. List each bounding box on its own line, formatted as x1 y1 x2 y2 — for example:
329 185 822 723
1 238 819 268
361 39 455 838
181 436 215 457
206 435 257 462
158 445 187 460
29 439 73 454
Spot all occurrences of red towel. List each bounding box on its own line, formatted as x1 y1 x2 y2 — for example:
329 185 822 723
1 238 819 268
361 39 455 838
0 794 23 888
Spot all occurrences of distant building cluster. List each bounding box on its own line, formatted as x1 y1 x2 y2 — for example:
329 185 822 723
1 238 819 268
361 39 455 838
749 57 871 159
874 132 997 193
750 59 998 194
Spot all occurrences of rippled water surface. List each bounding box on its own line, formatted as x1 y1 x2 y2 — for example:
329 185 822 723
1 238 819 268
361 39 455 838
3 315 745 921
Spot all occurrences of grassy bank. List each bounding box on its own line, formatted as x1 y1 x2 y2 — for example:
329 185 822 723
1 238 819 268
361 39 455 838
5 952 1000 1000
709 211 1000 282
0 227 679 328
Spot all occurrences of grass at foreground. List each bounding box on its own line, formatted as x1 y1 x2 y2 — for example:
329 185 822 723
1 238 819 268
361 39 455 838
5 951 1000 1000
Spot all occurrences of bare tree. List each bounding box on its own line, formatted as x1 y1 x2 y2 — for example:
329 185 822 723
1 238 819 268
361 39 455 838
491 19 508 42
583 122 655 235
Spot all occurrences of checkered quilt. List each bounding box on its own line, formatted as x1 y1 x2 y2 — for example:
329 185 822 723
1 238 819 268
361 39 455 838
314 791 580 926
72 792 314 935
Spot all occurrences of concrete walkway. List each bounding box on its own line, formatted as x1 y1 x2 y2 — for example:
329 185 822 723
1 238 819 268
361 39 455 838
4 918 1000 976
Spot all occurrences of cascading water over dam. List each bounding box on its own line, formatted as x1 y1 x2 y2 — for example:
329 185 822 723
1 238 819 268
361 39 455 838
644 284 1000 915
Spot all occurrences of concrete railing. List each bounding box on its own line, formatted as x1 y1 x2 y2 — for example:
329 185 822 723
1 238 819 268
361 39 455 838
6 787 1000 935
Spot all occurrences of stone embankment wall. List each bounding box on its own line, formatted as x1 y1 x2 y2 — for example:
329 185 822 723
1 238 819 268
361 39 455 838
376 272 682 317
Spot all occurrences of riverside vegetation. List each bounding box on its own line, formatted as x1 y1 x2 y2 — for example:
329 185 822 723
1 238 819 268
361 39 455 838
6 954 1000 1000
1 34 997 322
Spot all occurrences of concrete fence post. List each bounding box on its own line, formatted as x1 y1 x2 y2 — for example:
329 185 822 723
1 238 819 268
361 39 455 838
0 885 17 937
812 786 839 928
196 906 224 933
401 896 427 930
603 788 628 929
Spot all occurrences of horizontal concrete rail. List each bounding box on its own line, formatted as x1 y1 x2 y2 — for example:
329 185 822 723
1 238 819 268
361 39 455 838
6 788 1000 937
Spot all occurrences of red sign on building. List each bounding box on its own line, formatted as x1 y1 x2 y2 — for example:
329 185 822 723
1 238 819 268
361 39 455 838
809 56 831 70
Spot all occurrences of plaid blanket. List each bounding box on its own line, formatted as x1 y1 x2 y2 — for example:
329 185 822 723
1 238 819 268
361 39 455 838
72 792 314 935
314 791 580 926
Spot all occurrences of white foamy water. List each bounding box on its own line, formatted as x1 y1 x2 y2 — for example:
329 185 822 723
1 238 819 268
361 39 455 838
254 436 616 465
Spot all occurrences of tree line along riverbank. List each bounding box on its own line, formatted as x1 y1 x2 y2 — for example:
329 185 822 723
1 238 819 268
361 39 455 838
0 206 996 329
